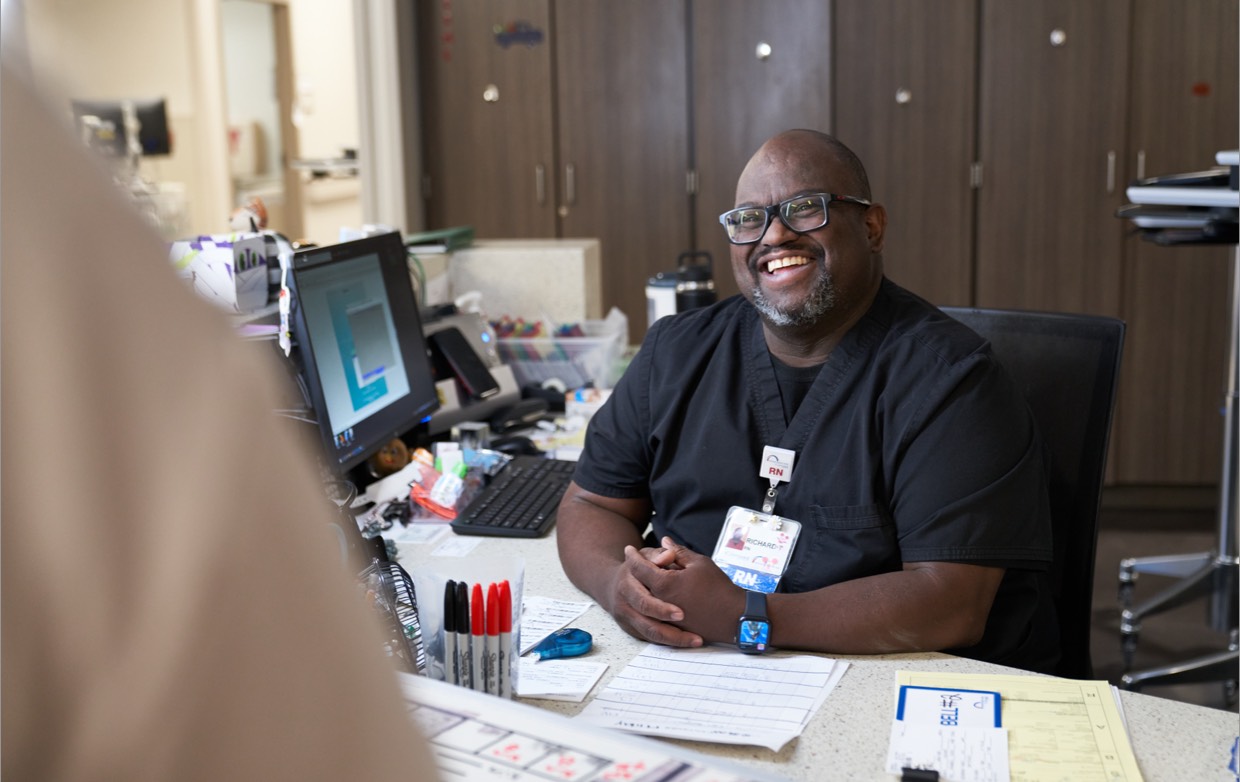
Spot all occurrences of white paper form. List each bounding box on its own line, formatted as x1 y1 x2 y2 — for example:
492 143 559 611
888 684 1009 782
895 671 1144 781
578 644 847 751
519 596 594 653
516 657 608 702
886 721 1010 782
400 674 788 782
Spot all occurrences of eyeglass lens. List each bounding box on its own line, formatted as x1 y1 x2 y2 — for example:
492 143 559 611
723 195 830 243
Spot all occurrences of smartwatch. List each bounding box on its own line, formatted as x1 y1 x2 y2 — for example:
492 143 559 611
737 590 770 654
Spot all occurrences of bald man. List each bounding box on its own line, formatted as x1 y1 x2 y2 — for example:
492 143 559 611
556 129 1058 674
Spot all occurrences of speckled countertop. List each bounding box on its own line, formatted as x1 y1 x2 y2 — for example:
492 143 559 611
396 528 1237 781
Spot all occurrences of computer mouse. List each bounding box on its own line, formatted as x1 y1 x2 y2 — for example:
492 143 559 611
491 435 542 456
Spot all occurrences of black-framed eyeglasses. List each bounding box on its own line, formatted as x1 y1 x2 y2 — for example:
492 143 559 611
718 192 871 245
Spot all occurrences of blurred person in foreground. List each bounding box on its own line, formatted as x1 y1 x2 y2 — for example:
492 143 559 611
1 64 440 781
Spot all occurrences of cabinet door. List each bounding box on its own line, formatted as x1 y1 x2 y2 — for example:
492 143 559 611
833 0 978 307
1111 0 1238 484
555 0 690 343
975 0 1131 316
690 0 834 302
418 1 556 237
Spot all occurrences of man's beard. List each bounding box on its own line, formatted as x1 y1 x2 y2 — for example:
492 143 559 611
749 264 837 327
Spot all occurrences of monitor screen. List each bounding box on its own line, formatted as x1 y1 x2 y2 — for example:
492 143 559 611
288 232 439 475
70 97 171 157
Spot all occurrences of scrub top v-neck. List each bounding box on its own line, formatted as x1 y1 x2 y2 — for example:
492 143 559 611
571 278 1057 672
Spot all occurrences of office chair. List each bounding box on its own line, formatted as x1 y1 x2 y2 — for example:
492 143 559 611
942 307 1125 680
1115 246 1238 696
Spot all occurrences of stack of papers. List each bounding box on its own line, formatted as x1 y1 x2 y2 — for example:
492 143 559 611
516 657 609 702
402 674 789 782
885 671 1145 782
579 644 847 751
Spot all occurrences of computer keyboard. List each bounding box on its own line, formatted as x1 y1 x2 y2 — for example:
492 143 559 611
450 455 577 538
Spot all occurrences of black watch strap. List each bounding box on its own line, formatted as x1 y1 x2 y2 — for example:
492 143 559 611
745 589 768 620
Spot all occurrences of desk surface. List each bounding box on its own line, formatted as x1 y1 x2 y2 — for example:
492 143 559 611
395 527 1237 782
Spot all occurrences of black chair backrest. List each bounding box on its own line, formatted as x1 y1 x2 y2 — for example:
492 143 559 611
941 307 1125 680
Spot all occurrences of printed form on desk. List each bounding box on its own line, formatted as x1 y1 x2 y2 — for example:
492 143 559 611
890 670 1144 782
578 644 847 751
401 674 788 782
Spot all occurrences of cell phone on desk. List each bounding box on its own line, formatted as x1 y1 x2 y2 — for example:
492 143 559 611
429 326 501 401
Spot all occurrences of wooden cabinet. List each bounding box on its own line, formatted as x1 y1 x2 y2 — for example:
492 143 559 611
833 0 977 307
418 1 1236 486
834 0 1236 487
420 0 837 339
553 3 691 341
974 0 1131 317
417 1 556 239
417 1 690 342
1111 0 1238 484
689 0 835 302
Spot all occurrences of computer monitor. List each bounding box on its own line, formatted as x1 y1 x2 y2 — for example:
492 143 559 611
288 232 440 475
70 97 172 158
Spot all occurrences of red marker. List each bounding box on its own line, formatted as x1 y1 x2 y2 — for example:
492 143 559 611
486 582 500 695
470 583 485 692
498 580 512 698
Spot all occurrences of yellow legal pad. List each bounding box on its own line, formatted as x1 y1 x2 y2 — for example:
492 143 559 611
896 671 1143 781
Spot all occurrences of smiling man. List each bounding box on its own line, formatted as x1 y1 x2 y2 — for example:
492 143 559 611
556 129 1059 674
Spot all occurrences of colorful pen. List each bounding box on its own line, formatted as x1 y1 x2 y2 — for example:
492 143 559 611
497 580 512 698
485 582 500 695
443 580 457 685
470 583 485 692
455 581 471 689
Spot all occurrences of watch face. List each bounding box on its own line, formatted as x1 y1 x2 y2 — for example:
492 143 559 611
738 619 769 652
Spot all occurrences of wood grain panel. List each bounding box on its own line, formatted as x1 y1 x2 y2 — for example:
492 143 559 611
690 0 834 303
975 0 1130 316
1111 0 1238 484
555 0 691 344
418 1 556 237
833 0 977 307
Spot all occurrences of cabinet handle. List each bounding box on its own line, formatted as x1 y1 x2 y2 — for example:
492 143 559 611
1136 150 1146 182
1106 150 1116 194
565 163 577 206
536 164 546 206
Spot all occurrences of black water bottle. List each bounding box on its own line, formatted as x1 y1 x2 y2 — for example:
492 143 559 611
674 251 717 312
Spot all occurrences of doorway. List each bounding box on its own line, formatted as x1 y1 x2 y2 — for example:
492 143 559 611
220 0 304 239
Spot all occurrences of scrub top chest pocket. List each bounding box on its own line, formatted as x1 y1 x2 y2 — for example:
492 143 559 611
780 503 900 593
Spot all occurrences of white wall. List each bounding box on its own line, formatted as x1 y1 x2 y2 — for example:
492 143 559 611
16 0 362 240
221 0 279 178
20 0 211 233
288 0 357 160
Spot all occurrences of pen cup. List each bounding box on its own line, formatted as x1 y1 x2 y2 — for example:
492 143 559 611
412 556 523 699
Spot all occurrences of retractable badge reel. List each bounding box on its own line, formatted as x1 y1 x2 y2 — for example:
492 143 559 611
710 446 802 594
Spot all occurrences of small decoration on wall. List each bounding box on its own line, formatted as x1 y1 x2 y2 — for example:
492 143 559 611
494 20 544 49
1191 81 1212 97
440 0 455 63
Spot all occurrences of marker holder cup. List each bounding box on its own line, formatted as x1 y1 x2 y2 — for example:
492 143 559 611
412 555 524 698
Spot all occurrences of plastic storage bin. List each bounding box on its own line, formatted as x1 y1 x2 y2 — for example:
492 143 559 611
496 308 627 390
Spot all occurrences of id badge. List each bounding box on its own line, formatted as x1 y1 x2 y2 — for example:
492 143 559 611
710 506 802 594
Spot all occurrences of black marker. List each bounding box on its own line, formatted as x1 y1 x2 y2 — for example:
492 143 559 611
443 580 458 685
455 581 471 689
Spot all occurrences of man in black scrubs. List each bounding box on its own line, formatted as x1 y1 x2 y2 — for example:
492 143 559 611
557 129 1059 673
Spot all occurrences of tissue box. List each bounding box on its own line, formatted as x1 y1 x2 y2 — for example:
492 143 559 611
169 233 269 313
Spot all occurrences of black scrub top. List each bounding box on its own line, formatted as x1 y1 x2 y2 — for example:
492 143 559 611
573 278 1059 673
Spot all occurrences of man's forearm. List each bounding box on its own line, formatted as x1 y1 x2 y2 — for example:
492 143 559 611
648 541 1003 655
765 562 1003 654
555 492 647 614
